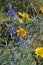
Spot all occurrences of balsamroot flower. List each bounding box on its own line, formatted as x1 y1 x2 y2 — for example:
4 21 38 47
34 47 43 57
27 18 31 21
39 7 43 14
18 12 31 21
25 13 29 19
18 18 23 23
7 26 16 36
18 12 24 18
17 11 24 18
17 37 24 45
16 28 27 38
18 12 29 18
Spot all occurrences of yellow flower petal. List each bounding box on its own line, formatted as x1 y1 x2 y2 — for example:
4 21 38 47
22 13 25 18
18 18 23 23
16 28 27 38
18 12 23 17
27 18 31 21
39 7 43 14
18 12 30 19
25 14 29 19
34 47 43 57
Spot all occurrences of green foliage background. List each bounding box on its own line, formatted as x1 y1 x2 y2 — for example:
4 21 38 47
0 0 43 65
0 0 43 13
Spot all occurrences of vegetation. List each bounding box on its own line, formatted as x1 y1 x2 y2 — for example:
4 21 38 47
0 0 43 65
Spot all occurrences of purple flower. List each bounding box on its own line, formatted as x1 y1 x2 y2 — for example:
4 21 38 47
13 52 20 62
17 37 24 45
5 4 15 17
7 26 16 35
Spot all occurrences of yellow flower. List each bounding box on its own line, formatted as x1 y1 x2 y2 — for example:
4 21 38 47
18 12 31 21
18 12 26 18
34 47 43 57
16 28 26 38
22 13 26 18
39 7 43 14
25 14 29 19
27 18 31 21
18 18 23 23
18 12 30 19
18 12 23 17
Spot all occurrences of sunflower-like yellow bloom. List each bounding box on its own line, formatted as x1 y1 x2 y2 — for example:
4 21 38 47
18 12 30 18
25 14 29 19
18 12 24 18
18 12 31 22
39 7 43 14
34 47 43 57
16 28 26 37
18 18 23 23
27 18 31 21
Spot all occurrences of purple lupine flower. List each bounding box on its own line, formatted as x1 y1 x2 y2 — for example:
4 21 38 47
13 52 20 62
17 37 24 45
5 3 15 17
7 26 16 35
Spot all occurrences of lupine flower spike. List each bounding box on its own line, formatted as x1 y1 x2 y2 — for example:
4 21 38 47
7 26 16 36
17 37 24 45
5 3 15 17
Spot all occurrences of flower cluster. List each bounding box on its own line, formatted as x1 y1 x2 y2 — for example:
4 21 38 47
18 18 23 23
7 26 16 36
16 28 26 38
5 4 15 17
34 47 43 57
17 11 31 23
7 27 26 45
18 12 30 18
0 2 42 65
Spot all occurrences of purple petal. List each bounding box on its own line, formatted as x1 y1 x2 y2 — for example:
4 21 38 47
7 27 16 35
13 52 18 61
18 37 24 45
6 7 15 16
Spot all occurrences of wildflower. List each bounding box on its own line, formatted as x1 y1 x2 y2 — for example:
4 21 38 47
18 11 30 19
34 47 43 57
5 3 15 17
16 28 26 38
17 12 23 17
18 18 23 23
27 18 31 21
25 14 29 19
7 26 16 36
18 12 26 18
39 7 43 14
13 52 20 62
17 37 24 45
22 13 26 18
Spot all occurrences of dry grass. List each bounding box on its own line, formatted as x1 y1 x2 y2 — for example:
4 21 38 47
0 11 9 24
33 34 43 48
